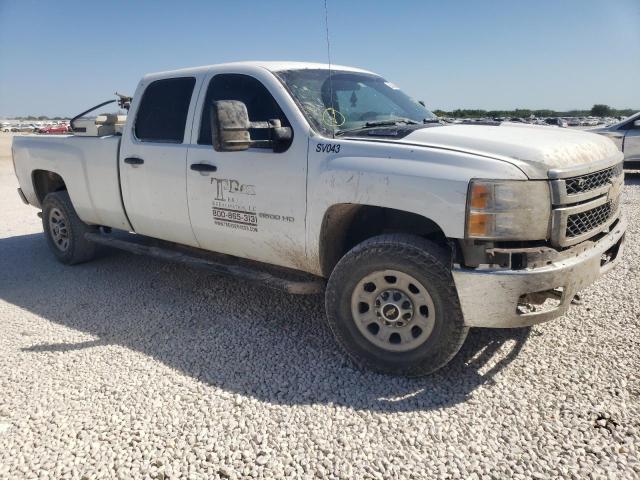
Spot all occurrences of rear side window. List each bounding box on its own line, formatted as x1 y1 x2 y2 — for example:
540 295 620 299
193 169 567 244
198 73 290 146
135 77 196 143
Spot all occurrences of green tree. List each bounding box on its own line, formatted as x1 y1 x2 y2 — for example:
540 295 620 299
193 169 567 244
513 109 532 118
591 104 612 117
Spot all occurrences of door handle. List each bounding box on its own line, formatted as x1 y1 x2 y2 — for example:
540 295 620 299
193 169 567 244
124 157 144 165
190 163 217 172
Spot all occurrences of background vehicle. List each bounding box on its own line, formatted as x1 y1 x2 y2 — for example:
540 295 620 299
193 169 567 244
591 111 640 168
11 123 36 133
37 124 70 134
11 62 626 376
544 117 568 127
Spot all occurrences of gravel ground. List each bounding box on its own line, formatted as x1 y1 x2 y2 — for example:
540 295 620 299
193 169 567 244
0 132 638 479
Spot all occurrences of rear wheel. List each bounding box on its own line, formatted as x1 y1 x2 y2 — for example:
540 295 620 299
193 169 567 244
42 191 98 265
325 234 468 376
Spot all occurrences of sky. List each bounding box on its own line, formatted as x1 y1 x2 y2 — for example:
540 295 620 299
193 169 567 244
0 0 639 117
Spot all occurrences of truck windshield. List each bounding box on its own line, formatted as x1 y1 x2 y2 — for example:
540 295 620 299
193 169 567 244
275 69 437 136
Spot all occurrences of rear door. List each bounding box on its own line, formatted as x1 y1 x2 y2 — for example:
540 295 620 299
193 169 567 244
185 70 309 270
120 76 201 246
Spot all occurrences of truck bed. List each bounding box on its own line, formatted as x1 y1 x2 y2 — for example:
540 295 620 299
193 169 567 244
12 134 131 230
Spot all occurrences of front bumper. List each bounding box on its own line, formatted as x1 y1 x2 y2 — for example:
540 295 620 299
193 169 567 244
452 216 626 328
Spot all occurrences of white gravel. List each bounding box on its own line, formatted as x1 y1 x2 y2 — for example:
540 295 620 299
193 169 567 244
0 132 638 479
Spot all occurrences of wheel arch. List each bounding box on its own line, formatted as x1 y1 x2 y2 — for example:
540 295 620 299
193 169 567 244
318 203 449 277
32 169 67 207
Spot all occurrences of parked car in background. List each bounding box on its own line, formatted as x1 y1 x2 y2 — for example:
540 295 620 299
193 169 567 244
37 124 70 134
11 124 36 133
567 118 581 127
591 112 640 168
544 118 568 128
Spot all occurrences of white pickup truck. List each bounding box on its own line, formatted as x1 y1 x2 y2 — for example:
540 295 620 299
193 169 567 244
12 62 626 376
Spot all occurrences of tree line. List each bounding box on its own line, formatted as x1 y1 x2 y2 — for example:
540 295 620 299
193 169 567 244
432 104 636 119
8 116 70 121
7 105 637 121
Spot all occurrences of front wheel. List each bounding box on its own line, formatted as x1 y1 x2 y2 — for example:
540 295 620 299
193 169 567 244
42 191 98 265
325 234 468 376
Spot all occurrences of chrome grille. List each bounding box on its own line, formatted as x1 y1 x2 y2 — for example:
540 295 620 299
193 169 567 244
549 161 623 247
565 199 618 238
564 164 623 195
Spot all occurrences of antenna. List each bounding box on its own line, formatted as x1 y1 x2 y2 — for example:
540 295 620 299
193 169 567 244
323 0 336 138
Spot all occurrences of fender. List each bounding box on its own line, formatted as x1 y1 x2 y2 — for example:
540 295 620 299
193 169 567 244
305 137 528 274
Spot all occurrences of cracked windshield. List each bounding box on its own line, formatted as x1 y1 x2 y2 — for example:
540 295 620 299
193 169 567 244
276 69 438 135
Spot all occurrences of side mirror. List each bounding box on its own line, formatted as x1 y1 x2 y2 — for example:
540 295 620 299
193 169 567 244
211 100 252 151
634 119 640 128
210 100 293 152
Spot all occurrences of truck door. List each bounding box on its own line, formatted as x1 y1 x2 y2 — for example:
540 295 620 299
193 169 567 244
119 76 201 247
186 72 308 270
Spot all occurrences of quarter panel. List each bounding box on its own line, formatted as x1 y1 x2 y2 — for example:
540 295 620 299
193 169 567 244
12 135 130 229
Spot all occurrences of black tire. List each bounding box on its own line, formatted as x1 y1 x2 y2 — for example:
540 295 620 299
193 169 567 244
325 234 468 377
42 191 98 265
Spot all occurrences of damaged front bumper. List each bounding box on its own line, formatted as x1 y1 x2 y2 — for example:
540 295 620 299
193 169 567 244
452 216 626 328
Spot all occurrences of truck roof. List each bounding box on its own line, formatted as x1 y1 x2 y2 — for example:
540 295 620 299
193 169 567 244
143 61 376 81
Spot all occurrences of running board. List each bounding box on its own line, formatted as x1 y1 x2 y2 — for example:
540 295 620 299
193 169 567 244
84 232 325 295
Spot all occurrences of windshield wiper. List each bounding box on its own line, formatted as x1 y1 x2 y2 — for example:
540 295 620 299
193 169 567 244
365 118 419 127
335 118 419 136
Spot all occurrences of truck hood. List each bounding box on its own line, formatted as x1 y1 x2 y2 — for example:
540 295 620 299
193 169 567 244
394 123 622 179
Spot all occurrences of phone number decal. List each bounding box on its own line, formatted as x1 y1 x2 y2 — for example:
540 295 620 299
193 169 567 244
213 207 257 225
212 207 258 232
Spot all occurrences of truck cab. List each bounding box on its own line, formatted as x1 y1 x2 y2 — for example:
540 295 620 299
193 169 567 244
119 65 310 267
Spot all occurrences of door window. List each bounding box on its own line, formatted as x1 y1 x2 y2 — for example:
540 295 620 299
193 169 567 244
624 118 640 130
135 77 196 143
198 73 291 149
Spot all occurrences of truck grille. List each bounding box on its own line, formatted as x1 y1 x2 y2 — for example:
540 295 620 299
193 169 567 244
566 199 618 238
550 162 623 247
564 164 622 195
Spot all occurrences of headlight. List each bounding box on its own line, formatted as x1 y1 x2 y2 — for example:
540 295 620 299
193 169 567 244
465 180 551 240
